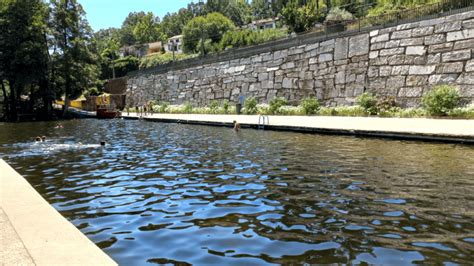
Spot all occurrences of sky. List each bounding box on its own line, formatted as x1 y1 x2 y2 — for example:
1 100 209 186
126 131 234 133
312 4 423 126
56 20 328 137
78 0 195 31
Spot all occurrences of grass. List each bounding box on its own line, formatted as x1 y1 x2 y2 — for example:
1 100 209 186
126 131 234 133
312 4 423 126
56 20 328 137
125 102 474 119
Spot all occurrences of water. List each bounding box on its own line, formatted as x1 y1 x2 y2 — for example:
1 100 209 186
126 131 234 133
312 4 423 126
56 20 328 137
1 119 473 265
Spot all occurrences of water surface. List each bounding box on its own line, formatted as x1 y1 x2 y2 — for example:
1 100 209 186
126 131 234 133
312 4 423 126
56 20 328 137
1 119 473 265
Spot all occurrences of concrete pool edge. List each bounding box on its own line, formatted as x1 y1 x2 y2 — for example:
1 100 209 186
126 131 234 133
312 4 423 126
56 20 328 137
122 114 474 144
0 160 117 266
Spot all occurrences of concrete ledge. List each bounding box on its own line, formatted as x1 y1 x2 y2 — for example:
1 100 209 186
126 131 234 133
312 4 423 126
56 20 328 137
124 113 474 144
0 160 117 266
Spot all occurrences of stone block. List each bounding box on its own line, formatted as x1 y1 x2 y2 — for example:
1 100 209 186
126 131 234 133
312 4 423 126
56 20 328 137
367 66 379 78
412 26 434 37
434 21 462 33
419 17 445 27
319 53 333 62
258 73 269 82
406 75 428 86
466 60 474 72
445 11 474 22
281 62 295 69
385 40 401 48
391 30 412 40
392 65 410 75
400 37 424 46
370 30 379 37
453 39 474 50
406 46 426 55
428 43 453 53
447 29 474 42
379 48 405 56
371 42 385 50
335 71 345 84
369 51 379 59
398 87 423 97
424 34 446 45
427 53 441 64
442 50 471 62
371 33 389 43
262 80 274 89
349 34 369 57
334 37 349 60
387 76 406 89
409 65 436 75
463 18 474 29
379 66 392 77
282 78 295 89
429 74 459 85
456 73 474 84
436 62 464 74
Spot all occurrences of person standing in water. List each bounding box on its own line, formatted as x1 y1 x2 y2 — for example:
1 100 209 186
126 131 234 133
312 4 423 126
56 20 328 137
233 120 241 131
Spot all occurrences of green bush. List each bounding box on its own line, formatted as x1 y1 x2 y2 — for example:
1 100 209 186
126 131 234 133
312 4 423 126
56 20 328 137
325 7 354 23
447 104 474 119
422 85 460 116
139 53 197 69
356 92 378 115
220 28 287 50
244 97 258 115
222 100 230 114
269 97 288 114
209 100 219 114
301 97 320 115
183 102 193 113
376 96 397 114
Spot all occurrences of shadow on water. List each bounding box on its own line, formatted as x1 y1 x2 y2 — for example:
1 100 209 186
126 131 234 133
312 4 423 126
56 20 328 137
1 119 473 265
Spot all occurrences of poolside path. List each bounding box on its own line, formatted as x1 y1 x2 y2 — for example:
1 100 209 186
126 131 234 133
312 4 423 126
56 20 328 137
123 113 474 143
0 160 117 266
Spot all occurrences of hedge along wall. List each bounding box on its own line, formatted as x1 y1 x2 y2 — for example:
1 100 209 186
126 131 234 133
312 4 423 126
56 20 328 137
126 10 474 108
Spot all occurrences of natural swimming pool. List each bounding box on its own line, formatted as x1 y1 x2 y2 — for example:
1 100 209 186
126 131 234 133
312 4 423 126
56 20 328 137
1 119 473 265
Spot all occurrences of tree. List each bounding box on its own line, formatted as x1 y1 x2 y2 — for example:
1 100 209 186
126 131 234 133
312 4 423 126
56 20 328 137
50 0 98 116
161 8 193 37
182 12 236 54
282 0 324 33
132 12 166 44
0 0 50 121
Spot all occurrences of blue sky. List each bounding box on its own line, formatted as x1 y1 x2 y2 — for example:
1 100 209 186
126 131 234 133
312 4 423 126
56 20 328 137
78 0 195 31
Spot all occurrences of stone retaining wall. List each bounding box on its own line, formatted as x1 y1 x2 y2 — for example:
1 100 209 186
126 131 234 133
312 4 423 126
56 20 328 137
126 10 474 107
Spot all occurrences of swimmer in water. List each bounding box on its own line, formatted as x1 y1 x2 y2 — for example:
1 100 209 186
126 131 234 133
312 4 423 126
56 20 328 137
233 120 241 131
100 141 106 146
35 136 42 142
55 124 63 129
41 136 46 142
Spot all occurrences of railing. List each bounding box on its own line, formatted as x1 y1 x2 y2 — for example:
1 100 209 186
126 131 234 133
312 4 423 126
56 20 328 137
128 0 474 77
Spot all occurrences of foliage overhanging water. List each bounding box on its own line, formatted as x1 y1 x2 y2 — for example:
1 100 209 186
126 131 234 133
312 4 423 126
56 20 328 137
1 119 473 265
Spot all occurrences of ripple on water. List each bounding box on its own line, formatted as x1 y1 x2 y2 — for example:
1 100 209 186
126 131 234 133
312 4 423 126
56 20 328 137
1 120 474 265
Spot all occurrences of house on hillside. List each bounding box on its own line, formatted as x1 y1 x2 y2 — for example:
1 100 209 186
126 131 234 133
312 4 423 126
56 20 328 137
165 35 183 54
119 41 164 58
245 17 280 30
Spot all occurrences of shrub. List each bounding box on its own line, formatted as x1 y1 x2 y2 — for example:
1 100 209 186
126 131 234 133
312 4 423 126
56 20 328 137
269 97 288 114
183 102 193 113
278 105 304 115
209 100 219 114
376 96 397 114
325 7 354 23
397 108 427 118
447 104 474 119
333 106 368 116
301 97 320 115
222 100 230 114
257 103 270 115
356 92 378 115
422 85 460 116
244 97 258 114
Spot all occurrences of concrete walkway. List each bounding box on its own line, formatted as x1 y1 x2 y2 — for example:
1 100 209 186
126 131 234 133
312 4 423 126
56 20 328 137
123 113 474 143
0 160 117 266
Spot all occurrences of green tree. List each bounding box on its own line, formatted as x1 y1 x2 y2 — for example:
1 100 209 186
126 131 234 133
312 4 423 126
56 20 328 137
161 8 193 37
50 0 98 116
0 0 50 121
182 12 235 54
282 0 323 33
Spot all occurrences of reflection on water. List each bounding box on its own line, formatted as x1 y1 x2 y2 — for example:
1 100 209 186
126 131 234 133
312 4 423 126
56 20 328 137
1 120 473 265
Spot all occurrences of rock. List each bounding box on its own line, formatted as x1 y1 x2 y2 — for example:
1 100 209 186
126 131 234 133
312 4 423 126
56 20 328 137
428 74 459 85
369 51 379 59
371 33 389 43
406 46 426 55
398 87 423 97
319 53 333 62
465 60 474 72
349 34 369 57
442 50 471 62
334 37 348 60
447 29 474 42
434 21 462 33
406 75 428 86
391 30 412 39
409 65 436 75
379 48 405 56
456 73 474 84
424 34 446 45
436 62 464 74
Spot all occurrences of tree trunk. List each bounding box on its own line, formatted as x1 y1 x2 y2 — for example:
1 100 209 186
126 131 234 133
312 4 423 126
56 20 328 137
1 80 9 121
9 80 18 122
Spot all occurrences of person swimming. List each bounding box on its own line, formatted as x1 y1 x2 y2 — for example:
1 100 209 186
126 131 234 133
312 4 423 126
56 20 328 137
35 136 42 142
100 141 106 146
233 120 241 131
41 136 46 142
